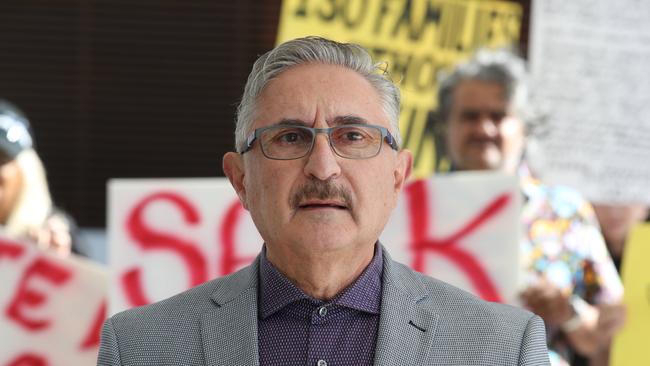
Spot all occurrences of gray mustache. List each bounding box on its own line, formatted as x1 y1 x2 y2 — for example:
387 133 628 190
290 180 353 209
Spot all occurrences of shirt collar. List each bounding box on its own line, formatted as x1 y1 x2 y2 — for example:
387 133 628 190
258 243 383 319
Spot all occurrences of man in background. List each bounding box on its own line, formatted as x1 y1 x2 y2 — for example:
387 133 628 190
98 37 550 365
437 49 624 365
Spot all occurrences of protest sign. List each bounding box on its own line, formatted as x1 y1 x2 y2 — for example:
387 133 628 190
108 172 520 315
276 0 522 177
611 224 650 366
0 236 107 366
528 0 650 204
107 178 263 315
382 171 521 304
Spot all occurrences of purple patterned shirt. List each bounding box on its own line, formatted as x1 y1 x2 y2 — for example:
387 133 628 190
258 244 383 366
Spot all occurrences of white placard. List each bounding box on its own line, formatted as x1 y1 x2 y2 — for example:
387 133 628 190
107 178 262 315
382 171 521 304
108 172 521 315
527 0 650 204
0 236 108 366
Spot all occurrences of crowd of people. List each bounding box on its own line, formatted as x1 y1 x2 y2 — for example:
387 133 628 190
4 37 646 366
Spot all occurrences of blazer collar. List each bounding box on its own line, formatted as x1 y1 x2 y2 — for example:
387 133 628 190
201 256 261 366
374 247 440 366
199 246 440 366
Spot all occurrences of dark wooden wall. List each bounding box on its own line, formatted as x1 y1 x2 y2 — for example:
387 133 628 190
0 0 281 226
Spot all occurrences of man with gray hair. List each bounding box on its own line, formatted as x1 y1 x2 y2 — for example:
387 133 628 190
438 49 624 366
98 37 549 366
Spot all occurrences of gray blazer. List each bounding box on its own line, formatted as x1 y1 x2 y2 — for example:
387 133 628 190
98 248 550 365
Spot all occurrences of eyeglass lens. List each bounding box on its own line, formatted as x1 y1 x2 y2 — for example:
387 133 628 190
260 125 383 160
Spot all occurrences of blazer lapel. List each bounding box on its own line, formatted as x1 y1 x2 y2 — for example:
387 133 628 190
201 260 261 366
374 249 439 366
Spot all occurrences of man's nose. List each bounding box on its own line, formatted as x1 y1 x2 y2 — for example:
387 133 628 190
303 133 341 181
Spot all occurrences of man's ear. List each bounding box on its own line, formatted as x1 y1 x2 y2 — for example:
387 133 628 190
394 149 413 192
222 152 248 210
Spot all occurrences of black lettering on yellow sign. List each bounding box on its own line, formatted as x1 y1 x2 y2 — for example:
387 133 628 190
294 0 308 16
291 0 520 59
369 46 444 94
437 2 467 51
294 0 369 29
317 0 336 21
436 3 521 52
472 8 521 50
401 104 435 168
386 0 442 41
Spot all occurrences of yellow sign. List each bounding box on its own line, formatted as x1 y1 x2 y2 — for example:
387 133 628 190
611 224 650 366
277 0 521 177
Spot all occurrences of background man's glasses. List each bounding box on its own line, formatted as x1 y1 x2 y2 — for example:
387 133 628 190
241 123 399 160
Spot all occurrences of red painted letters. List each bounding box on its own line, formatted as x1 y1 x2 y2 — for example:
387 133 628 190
5 258 72 330
123 192 208 307
7 354 48 366
0 239 25 261
406 180 509 302
78 300 107 349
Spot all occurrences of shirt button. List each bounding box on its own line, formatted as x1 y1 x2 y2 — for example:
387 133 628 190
318 306 328 317
317 360 327 366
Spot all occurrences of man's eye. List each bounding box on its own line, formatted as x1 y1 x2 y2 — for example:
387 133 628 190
461 111 480 121
491 112 506 123
273 129 308 144
343 131 364 141
279 132 300 142
334 127 370 144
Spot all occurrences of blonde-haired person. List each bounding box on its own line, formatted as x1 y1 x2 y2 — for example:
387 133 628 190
0 99 75 257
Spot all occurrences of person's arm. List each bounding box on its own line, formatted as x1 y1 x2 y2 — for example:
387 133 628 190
518 314 551 365
563 203 626 356
521 282 625 356
559 295 601 355
97 318 123 366
567 302 625 360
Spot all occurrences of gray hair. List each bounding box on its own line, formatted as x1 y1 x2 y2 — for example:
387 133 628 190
235 36 401 152
437 48 530 124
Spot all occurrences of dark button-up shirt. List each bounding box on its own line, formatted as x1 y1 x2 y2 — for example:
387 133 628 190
258 244 383 366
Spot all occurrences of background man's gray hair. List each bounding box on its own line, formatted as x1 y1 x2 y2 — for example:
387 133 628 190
437 48 530 125
235 36 402 152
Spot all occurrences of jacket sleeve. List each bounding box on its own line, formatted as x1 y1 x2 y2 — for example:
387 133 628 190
97 318 122 366
518 314 551 365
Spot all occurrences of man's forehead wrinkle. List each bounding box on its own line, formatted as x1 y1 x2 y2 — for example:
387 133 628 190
332 115 369 125
271 118 311 127
264 115 370 127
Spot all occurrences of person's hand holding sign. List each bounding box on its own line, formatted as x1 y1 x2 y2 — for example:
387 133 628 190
521 279 582 327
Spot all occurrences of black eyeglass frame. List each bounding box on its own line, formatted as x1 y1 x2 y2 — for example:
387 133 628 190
240 123 400 160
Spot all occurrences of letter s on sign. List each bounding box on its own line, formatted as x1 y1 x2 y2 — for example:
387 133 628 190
7 354 48 366
122 192 208 307
5 258 72 331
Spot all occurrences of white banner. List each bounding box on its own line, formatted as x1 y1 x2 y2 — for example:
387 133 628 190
383 171 521 304
107 178 262 315
0 236 107 366
108 172 521 315
528 0 650 204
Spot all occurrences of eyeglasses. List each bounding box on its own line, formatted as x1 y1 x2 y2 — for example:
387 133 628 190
241 123 399 160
